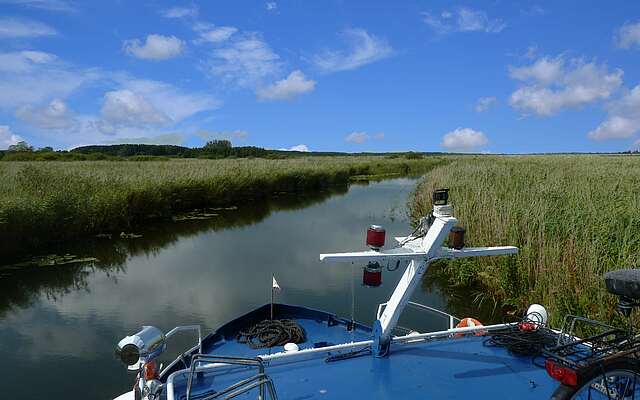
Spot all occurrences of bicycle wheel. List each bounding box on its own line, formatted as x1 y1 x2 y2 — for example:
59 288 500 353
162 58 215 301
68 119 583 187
551 358 640 400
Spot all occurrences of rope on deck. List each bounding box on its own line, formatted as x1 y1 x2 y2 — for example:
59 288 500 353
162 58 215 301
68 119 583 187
237 319 306 349
483 317 556 357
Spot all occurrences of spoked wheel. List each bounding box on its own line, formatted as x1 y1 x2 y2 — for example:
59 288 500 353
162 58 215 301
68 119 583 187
551 359 640 400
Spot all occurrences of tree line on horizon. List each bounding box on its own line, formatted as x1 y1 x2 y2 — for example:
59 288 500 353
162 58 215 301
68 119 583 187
0 139 428 161
0 139 323 161
3 140 636 161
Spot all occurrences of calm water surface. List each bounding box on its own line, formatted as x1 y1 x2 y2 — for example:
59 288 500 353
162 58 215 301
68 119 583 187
0 178 490 399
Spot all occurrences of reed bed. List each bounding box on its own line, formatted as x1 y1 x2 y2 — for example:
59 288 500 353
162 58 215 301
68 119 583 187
410 155 640 325
0 156 444 258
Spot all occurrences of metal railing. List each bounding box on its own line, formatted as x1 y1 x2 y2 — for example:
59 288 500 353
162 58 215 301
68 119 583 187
185 355 278 400
377 301 460 331
158 325 203 380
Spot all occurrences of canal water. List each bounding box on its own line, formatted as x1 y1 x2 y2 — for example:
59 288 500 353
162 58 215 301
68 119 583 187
0 178 490 399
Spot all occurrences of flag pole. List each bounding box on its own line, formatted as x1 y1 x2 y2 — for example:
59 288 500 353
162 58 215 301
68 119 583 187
270 273 274 320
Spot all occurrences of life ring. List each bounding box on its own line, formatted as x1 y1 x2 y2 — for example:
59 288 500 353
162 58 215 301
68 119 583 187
454 317 486 337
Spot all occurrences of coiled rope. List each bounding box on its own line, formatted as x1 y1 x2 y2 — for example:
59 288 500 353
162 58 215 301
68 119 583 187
483 314 556 357
237 319 306 349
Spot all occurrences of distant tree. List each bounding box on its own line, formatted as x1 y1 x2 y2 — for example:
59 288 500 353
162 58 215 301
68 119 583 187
233 146 268 158
8 141 33 152
37 146 54 152
71 144 196 158
204 140 232 151
203 140 232 157
68 142 304 160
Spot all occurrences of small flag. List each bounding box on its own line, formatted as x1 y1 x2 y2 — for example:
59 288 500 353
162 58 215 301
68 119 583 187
272 276 281 292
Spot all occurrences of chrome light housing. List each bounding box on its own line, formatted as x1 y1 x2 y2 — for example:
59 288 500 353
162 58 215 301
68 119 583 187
115 326 166 366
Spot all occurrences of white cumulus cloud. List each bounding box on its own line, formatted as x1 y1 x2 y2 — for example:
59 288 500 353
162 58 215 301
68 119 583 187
423 7 505 34
509 56 623 116
206 32 281 87
103 133 185 145
441 128 488 152
0 17 57 38
124 34 185 61
345 132 369 144
0 49 219 147
615 21 640 49
196 26 238 44
588 85 640 141
162 6 198 19
588 116 636 141
265 2 277 11
509 56 564 85
0 125 23 149
313 28 393 72
287 144 309 152
0 0 75 12
344 131 385 144
0 50 100 109
101 90 171 127
0 50 57 73
475 96 496 112
256 70 316 101
15 98 76 129
91 78 220 135
520 5 546 17
120 78 220 122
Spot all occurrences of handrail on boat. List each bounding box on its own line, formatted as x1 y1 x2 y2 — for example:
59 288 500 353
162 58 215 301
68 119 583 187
185 354 278 400
377 301 461 330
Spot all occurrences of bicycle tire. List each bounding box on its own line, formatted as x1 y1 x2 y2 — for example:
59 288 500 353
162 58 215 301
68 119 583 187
550 357 640 400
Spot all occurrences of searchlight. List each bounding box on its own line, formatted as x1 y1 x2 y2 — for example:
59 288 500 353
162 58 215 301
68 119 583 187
115 326 166 366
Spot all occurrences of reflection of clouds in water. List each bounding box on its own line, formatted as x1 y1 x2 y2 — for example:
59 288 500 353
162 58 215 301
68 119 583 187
1 178 450 397
1 304 104 360
51 179 419 331
343 181 415 223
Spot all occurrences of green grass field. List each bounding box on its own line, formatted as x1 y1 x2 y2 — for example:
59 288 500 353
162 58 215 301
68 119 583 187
4 154 638 325
410 155 640 325
0 156 444 258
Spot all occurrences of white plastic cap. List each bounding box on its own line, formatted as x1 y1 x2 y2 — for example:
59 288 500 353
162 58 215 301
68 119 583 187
284 343 299 352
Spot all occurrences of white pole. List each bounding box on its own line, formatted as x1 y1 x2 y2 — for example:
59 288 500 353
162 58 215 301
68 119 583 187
378 216 456 340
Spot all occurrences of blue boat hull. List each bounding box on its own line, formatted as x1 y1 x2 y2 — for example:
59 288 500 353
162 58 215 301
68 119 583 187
159 303 559 399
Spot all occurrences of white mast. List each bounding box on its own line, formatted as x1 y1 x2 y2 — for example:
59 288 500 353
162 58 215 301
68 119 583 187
320 200 518 356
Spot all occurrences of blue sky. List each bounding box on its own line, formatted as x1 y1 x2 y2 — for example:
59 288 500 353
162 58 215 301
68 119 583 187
1 1 640 153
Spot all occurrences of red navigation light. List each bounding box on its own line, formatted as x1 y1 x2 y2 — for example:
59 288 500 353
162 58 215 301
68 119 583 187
545 359 578 387
363 262 382 287
366 225 386 250
448 226 466 250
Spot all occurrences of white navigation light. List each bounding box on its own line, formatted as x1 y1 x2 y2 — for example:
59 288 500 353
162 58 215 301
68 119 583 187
115 326 166 366
526 304 548 327
432 188 449 206
432 188 453 217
